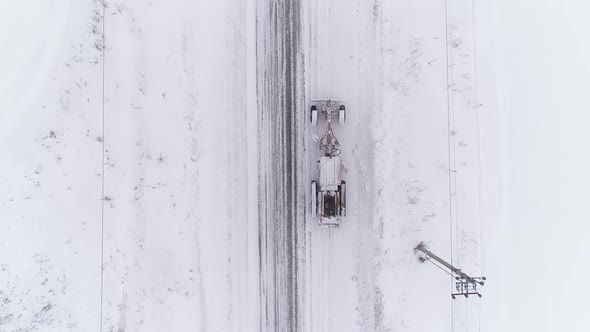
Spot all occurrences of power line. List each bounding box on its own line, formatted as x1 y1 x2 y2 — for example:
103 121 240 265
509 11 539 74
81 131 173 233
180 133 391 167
471 0 486 279
99 1 106 332
426 256 454 278
444 0 456 330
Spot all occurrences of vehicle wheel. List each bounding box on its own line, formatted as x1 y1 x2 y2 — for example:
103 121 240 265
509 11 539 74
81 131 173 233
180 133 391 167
340 180 346 216
311 181 318 217
310 105 318 126
339 105 346 125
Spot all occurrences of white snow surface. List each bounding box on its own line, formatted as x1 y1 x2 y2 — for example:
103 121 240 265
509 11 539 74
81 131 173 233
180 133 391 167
1 0 257 331
6 0 589 331
302 0 488 331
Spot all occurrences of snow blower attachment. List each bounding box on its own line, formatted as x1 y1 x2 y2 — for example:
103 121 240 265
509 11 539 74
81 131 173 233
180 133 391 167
310 100 347 227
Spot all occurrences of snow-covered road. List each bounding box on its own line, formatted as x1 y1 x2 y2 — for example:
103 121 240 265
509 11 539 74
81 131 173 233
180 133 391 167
1 0 493 331
257 0 305 330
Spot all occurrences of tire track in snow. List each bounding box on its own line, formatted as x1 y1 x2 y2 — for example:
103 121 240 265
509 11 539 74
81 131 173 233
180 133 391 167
257 0 304 331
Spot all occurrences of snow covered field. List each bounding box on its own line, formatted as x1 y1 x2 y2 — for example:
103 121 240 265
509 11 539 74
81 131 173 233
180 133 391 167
1 1 257 331
3 0 590 331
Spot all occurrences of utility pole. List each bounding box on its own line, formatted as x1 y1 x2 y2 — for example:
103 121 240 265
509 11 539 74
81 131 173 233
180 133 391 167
415 242 486 299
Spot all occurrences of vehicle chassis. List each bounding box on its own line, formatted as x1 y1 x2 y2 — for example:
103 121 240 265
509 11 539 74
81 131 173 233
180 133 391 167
310 100 347 226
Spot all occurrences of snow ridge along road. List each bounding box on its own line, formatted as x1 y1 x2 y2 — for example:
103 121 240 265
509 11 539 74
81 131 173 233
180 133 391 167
101 1 253 331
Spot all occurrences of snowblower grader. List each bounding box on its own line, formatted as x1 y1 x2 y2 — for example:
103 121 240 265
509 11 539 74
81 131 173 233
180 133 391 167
310 100 347 227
